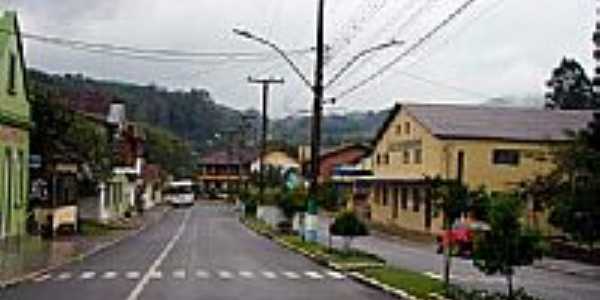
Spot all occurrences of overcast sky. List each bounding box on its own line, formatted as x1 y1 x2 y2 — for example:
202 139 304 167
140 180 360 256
2 0 597 116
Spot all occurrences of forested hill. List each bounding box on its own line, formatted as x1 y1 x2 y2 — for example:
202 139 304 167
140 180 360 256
27 69 389 150
27 69 248 151
271 110 389 146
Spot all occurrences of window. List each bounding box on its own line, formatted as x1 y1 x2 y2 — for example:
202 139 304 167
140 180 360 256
403 150 410 164
404 122 411 135
414 149 422 164
8 53 16 95
412 188 421 212
383 153 390 165
493 149 520 166
401 187 408 210
396 125 403 134
376 154 381 165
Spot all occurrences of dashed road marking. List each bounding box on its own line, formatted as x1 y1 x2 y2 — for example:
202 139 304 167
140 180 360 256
305 271 324 279
57 272 72 281
325 271 346 279
262 271 277 279
218 271 233 279
81 271 96 280
173 269 186 279
196 270 210 279
102 271 118 279
33 274 51 282
126 271 141 280
39 268 346 283
282 271 300 279
149 271 162 280
239 271 254 279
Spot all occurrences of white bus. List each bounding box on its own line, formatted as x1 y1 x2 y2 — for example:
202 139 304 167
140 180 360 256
164 180 195 207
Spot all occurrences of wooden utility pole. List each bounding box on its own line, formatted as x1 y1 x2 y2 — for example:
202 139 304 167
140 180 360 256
248 77 284 204
305 0 326 242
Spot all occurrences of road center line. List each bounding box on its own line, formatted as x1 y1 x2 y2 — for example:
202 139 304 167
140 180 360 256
126 209 192 300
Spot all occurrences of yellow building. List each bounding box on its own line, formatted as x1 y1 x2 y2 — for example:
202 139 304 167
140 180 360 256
365 103 595 235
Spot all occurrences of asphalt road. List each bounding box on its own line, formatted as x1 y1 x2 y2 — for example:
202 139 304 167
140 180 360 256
318 218 600 300
0 203 396 300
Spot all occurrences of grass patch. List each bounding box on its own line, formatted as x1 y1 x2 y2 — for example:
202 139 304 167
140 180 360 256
362 266 444 299
280 235 384 266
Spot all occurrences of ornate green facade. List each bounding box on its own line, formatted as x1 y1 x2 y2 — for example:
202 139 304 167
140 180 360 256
0 11 31 239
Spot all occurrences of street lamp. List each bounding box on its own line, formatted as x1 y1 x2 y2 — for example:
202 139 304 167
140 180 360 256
233 28 313 91
325 39 404 88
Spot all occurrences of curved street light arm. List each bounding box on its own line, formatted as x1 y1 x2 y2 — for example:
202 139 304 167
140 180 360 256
233 28 314 91
325 40 404 88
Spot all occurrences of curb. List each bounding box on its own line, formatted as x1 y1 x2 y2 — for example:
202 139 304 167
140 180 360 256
0 206 171 289
240 219 445 300
531 263 600 280
348 271 417 300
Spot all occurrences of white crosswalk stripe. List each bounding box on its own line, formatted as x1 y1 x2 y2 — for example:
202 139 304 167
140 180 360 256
196 270 210 279
34 274 51 282
218 271 233 279
102 271 118 279
149 271 162 280
282 271 300 279
304 271 324 279
126 271 141 280
57 272 72 280
239 271 254 279
325 271 346 279
261 271 277 279
173 269 186 279
80 271 96 280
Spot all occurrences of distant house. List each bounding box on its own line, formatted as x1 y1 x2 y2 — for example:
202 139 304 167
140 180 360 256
0 11 31 239
300 144 371 183
250 150 300 173
364 103 596 235
195 149 258 195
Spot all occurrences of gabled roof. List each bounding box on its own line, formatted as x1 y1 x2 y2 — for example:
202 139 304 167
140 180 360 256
372 103 597 148
198 148 259 165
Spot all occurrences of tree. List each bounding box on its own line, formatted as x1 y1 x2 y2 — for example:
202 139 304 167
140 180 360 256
473 194 544 299
329 210 368 252
427 177 471 292
545 58 598 110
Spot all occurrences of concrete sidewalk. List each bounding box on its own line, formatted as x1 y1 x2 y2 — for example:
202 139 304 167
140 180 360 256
0 205 169 287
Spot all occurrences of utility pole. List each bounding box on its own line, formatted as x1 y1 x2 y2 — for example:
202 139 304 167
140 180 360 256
248 77 284 205
594 0 600 94
305 0 326 242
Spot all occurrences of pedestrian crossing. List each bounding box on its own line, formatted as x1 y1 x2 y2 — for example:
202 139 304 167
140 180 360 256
32 269 346 283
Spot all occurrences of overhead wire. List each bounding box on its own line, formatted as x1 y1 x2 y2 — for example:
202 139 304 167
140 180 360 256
333 0 480 101
0 28 313 62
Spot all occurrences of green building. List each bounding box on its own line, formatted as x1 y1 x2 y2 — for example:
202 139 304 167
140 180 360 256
0 11 31 239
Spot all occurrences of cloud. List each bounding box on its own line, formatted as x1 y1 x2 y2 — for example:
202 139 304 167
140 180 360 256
4 0 597 116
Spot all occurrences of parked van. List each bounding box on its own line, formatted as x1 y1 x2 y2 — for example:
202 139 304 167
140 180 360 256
164 180 195 207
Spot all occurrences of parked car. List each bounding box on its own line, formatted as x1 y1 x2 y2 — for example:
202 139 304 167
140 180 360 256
164 180 195 207
436 221 490 257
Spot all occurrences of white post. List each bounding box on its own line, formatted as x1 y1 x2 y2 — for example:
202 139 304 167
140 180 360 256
98 182 108 221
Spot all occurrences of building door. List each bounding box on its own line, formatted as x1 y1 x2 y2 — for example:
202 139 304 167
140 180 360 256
424 188 432 229
392 187 399 219
457 151 465 183
4 149 13 236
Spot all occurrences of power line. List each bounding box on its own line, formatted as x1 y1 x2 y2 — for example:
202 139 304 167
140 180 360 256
333 0 479 100
0 28 313 61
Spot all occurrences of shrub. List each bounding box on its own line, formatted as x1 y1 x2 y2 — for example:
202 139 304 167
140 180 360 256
329 210 368 252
